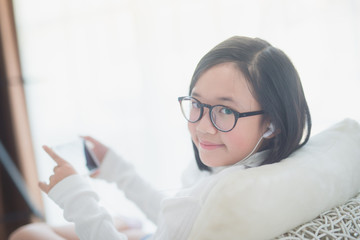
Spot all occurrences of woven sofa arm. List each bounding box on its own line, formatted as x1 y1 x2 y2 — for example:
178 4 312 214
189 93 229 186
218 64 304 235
276 193 360 239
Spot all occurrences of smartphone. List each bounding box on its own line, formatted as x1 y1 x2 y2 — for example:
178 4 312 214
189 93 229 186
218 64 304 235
83 140 100 172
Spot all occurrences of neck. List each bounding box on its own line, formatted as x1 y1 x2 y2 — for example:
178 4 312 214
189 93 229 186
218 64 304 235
234 136 264 167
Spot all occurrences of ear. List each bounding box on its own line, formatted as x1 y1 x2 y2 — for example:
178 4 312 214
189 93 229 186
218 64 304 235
263 123 275 138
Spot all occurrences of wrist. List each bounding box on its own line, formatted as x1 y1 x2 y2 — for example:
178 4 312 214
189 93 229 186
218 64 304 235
97 150 135 182
48 175 98 209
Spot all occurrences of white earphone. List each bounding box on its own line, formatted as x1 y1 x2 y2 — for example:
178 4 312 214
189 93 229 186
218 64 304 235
263 123 275 138
234 123 275 166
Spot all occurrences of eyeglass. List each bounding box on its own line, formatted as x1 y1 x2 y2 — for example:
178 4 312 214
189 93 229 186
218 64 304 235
178 96 264 132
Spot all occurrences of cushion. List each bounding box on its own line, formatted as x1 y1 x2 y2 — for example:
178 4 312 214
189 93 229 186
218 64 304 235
187 118 360 240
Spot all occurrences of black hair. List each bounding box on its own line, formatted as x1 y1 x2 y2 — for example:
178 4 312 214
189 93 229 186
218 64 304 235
189 36 312 171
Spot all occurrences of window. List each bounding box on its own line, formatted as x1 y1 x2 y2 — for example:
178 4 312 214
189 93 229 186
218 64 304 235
13 0 360 227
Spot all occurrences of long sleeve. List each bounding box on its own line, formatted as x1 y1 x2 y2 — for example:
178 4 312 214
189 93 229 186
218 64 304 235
96 150 165 223
46 151 266 240
48 175 127 240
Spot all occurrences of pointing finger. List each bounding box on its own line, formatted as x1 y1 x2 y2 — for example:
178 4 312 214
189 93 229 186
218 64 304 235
42 145 66 165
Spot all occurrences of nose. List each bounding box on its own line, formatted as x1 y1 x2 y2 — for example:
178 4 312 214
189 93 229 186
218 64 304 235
196 108 217 134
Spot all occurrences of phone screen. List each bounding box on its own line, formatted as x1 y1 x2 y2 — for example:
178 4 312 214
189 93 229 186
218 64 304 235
53 139 99 174
83 140 99 172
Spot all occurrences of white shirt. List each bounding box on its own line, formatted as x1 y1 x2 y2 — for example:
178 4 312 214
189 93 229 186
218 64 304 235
48 150 266 240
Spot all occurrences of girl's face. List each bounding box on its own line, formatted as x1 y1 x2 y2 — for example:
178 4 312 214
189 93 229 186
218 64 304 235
189 62 268 167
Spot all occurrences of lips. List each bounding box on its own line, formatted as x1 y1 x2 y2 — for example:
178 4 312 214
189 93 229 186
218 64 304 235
199 140 224 150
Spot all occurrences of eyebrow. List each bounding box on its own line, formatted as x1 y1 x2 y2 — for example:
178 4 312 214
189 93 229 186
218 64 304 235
191 92 236 103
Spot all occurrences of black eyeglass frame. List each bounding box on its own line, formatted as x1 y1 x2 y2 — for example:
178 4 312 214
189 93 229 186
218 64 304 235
178 96 265 132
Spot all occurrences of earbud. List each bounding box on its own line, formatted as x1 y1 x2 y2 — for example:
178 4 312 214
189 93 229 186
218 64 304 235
234 123 275 166
263 123 275 138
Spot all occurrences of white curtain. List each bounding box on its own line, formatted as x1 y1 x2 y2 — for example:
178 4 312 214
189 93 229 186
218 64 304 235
13 0 360 226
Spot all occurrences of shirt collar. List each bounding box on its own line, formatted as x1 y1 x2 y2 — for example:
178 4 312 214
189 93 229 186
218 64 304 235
211 150 268 174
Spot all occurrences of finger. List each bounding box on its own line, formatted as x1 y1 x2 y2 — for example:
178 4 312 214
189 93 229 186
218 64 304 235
81 136 100 145
42 145 67 165
53 165 59 172
39 181 50 193
49 175 56 183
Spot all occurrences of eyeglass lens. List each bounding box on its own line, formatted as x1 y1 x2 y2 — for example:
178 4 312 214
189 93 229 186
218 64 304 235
180 97 236 132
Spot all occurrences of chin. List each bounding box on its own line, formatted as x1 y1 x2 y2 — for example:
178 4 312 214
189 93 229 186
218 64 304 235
201 156 239 167
200 157 224 167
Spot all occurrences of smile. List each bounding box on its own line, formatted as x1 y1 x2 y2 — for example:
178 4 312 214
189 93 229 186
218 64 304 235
199 141 225 150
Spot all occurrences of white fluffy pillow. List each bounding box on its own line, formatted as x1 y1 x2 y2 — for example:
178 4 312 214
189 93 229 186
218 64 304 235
188 119 360 240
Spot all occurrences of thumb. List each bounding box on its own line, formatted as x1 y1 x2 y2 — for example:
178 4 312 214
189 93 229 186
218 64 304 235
39 181 50 194
90 169 100 178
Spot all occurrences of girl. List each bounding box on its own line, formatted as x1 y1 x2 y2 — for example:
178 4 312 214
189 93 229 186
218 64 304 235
10 36 311 240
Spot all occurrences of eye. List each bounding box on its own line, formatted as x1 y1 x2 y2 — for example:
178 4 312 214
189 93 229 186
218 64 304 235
192 101 201 109
219 107 234 115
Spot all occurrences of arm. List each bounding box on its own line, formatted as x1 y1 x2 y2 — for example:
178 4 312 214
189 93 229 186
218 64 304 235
48 175 127 240
97 150 165 223
81 136 165 223
39 146 127 240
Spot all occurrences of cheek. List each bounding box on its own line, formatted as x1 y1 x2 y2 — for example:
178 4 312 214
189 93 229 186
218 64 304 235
222 130 247 150
222 120 264 154
188 123 197 142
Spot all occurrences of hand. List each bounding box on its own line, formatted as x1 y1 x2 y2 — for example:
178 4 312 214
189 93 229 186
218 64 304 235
81 136 109 163
39 145 77 194
81 136 109 178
